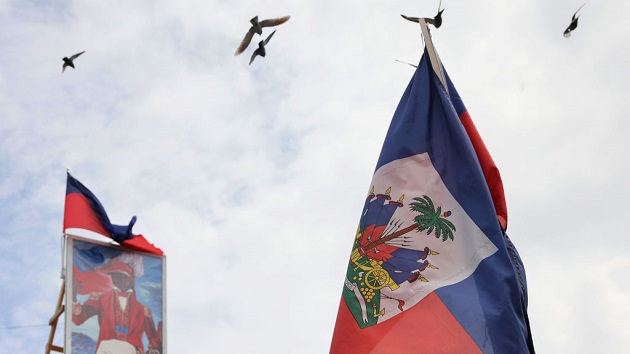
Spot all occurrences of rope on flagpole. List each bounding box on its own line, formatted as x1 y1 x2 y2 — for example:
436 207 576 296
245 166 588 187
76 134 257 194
418 18 448 94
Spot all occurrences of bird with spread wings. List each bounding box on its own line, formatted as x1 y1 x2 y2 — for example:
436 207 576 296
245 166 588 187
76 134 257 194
235 15 290 56
249 30 276 65
62 51 85 73
563 2 587 38
401 0 445 29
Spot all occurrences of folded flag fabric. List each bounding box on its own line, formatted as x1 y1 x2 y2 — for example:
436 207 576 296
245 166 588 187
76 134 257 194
329 50 534 353
64 172 163 255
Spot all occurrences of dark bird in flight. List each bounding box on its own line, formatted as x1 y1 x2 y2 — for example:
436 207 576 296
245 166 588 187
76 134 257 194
249 30 276 65
426 0 445 28
62 51 85 73
235 15 290 56
401 0 444 28
563 3 586 38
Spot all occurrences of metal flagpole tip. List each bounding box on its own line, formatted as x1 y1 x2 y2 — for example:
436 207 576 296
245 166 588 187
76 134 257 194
417 18 448 93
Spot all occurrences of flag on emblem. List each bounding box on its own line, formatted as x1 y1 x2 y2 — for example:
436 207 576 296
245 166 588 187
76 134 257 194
329 49 534 353
64 172 163 255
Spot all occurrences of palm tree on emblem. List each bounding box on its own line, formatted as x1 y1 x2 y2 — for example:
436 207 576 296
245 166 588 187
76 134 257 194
410 195 456 241
360 194 456 254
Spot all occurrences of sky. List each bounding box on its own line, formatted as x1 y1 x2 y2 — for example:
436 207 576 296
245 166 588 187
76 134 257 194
1 0 629 353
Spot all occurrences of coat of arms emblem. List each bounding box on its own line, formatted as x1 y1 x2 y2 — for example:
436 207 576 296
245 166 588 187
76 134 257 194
343 187 456 328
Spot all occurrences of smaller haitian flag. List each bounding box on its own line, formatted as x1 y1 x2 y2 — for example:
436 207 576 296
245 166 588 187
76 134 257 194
329 49 534 353
64 172 163 255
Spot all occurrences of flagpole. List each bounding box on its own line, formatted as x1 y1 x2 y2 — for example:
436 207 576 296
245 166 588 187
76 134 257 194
418 18 448 94
62 168 70 279
60 234 67 278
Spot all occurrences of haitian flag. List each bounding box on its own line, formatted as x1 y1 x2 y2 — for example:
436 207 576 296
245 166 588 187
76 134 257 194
329 50 534 353
64 172 163 255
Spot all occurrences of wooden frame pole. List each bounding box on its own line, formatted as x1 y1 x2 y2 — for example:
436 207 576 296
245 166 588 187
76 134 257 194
45 280 65 353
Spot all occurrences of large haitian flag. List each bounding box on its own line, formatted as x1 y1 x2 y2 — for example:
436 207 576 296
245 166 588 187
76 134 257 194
64 172 163 255
329 50 534 353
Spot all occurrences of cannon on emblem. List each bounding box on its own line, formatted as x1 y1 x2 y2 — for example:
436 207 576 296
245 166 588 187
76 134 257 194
350 248 400 291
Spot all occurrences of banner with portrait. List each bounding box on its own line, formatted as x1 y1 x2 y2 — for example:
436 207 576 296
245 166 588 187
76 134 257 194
65 235 166 354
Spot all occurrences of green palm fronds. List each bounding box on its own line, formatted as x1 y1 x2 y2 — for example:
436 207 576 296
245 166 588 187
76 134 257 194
410 195 456 241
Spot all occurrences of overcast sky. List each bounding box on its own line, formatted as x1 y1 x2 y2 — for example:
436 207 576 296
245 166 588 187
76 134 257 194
1 0 629 353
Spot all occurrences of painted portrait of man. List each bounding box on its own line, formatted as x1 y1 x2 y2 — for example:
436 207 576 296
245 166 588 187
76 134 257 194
68 237 165 354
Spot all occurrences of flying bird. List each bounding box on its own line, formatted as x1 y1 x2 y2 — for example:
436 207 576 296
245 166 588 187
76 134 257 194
235 15 290 56
401 0 444 28
563 2 587 38
426 0 445 28
249 30 276 65
62 51 85 73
